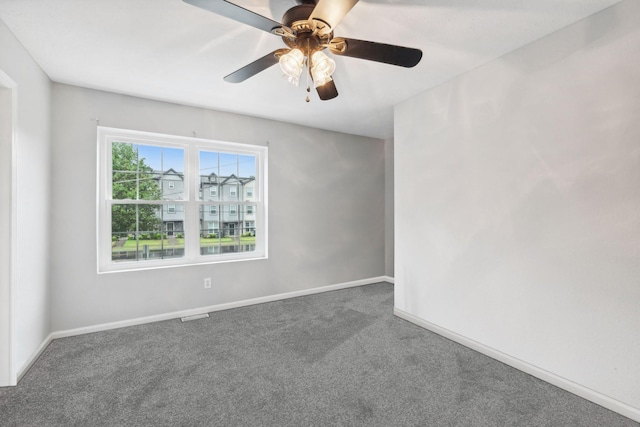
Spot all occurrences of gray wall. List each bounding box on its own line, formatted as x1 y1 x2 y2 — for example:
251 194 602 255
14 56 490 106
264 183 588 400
395 0 640 413
50 84 385 331
384 138 394 277
0 19 52 379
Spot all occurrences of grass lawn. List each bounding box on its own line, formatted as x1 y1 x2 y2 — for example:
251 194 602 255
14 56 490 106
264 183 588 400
200 236 255 246
113 236 255 253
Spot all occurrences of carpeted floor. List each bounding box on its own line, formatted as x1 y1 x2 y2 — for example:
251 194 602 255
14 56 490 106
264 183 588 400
1 282 637 426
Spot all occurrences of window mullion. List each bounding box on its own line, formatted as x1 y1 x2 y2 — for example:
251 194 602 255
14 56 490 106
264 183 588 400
186 145 200 261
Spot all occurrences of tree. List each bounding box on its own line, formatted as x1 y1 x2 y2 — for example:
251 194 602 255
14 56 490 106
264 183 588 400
111 143 163 235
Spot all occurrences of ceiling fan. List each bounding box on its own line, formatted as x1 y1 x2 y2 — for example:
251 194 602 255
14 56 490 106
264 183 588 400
183 0 423 101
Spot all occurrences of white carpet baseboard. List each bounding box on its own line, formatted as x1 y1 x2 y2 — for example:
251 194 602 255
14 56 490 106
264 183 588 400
394 307 640 423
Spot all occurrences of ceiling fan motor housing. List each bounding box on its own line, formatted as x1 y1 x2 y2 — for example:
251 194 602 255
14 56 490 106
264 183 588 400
281 4 332 52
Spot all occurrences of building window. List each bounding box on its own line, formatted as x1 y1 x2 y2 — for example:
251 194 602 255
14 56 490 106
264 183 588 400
210 187 217 197
98 126 268 272
247 187 253 197
247 205 253 215
230 187 237 197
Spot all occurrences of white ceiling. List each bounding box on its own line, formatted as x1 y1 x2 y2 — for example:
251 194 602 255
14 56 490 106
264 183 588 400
0 0 623 139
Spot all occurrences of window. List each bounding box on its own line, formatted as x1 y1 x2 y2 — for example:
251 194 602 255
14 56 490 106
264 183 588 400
246 187 253 197
230 187 237 197
210 187 217 197
246 205 253 215
98 127 267 272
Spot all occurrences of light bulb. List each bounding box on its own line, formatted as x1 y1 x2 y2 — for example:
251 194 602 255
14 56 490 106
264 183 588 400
279 49 304 78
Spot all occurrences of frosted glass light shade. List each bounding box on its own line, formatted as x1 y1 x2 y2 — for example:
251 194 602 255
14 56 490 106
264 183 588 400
311 51 336 87
311 51 336 76
279 49 304 78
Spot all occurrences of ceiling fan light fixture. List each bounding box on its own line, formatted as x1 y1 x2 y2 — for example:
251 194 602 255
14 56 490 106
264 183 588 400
311 68 333 88
311 51 336 76
279 48 304 78
310 51 336 88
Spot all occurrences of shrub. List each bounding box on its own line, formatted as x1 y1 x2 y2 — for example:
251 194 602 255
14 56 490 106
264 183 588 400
207 233 218 239
176 233 184 238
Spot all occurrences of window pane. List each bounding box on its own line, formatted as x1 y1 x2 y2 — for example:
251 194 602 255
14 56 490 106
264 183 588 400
112 142 184 201
111 204 185 262
199 151 219 201
199 205 255 256
219 152 238 177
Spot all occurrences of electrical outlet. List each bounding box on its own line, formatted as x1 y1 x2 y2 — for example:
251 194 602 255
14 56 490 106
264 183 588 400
204 277 212 289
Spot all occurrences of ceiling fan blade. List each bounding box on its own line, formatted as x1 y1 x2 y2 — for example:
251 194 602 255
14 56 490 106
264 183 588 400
329 37 422 68
224 49 288 83
309 0 359 35
184 0 283 34
316 79 339 101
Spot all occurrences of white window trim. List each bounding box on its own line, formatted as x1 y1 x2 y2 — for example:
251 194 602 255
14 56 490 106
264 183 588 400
97 126 268 273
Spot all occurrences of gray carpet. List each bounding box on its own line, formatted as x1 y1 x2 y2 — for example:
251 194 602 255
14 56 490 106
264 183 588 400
1 282 637 426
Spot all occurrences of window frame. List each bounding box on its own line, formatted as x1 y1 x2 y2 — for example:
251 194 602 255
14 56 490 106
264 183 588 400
97 126 268 273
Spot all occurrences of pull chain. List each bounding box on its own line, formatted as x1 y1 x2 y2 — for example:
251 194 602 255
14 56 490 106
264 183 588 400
305 39 311 103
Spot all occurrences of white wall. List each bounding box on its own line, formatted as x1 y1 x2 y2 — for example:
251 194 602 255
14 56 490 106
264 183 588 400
395 0 640 418
0 75 14 386
50 84 385 331
0 19 52 380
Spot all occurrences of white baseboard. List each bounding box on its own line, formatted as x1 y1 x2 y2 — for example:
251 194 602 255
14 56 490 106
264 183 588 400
394 308 640 423
382 275 394 284
17 333 53 383
51 276 391 340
